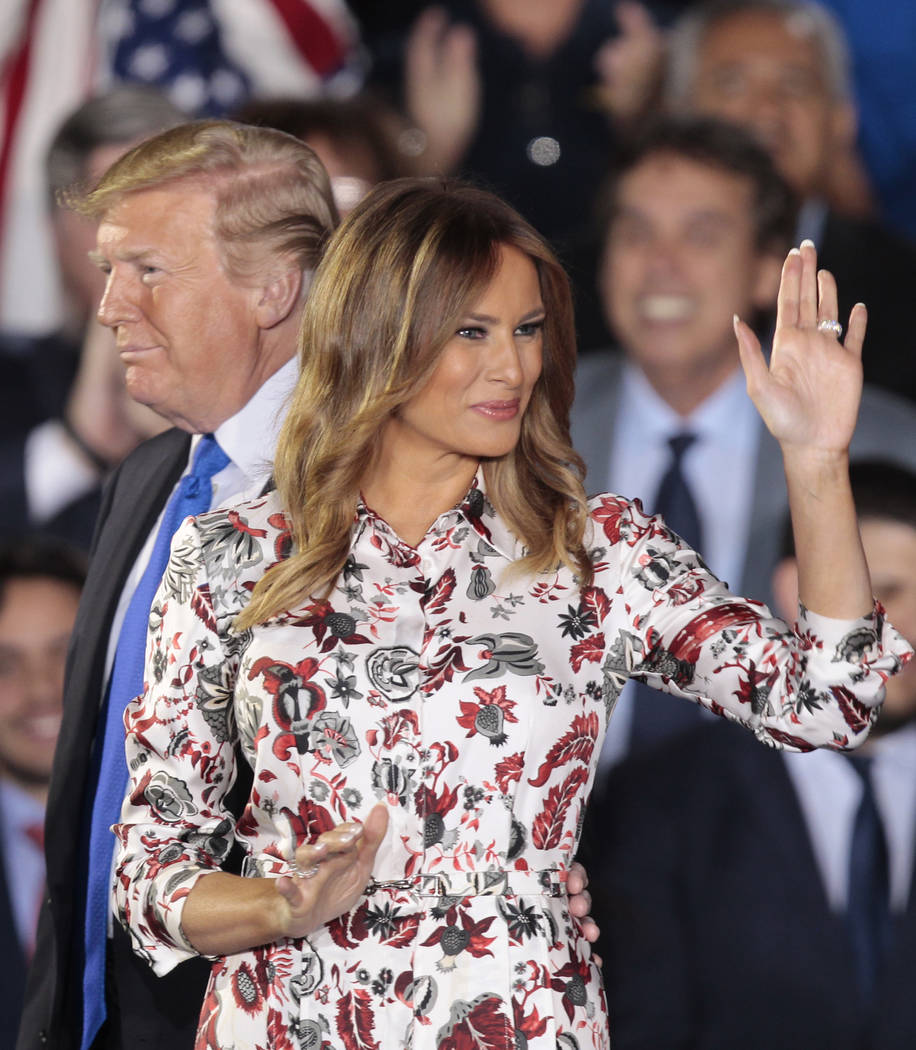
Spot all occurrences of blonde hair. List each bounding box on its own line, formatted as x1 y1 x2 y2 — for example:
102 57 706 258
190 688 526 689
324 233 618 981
74 119 338 281
238 178 591 627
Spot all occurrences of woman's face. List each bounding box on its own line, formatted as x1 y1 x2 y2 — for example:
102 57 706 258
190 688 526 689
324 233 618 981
386 243 545 469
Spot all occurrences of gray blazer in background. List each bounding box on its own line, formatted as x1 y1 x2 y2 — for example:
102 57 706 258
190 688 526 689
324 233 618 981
571 352 916 609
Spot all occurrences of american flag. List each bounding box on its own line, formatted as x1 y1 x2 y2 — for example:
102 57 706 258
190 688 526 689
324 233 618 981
0 0 363 335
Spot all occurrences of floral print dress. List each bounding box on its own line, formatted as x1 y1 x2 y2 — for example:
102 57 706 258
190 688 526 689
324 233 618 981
114 478 909 1050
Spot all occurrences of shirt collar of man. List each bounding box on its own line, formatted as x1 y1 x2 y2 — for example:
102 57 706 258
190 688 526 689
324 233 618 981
619 358 754 448
206 356 299 489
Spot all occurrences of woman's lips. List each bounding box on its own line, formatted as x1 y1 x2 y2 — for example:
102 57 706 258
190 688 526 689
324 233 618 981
472 398 521 420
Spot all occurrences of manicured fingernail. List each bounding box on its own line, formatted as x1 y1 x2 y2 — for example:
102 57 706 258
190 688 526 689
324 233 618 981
788 247 801 256
800 238 815 249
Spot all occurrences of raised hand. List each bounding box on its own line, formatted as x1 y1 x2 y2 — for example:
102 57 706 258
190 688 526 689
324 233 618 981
405 7 480 174
733 239 866 455
275 802 389 937
594 1 665 123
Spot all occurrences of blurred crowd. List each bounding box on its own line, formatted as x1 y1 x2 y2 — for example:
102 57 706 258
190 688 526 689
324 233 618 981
1 2 915 1049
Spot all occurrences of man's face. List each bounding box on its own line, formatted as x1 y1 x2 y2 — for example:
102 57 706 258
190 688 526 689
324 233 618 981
0 577 80 795
94 184 273 433
688 9 853 197
600 152 779 387
860 518 916 730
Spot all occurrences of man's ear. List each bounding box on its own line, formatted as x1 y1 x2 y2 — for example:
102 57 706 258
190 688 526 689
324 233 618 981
255 268 303 329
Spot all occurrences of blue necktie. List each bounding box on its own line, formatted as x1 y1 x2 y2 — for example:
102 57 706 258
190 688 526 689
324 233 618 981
630 433 705 754
81 435 229 1050
846 754 892 1004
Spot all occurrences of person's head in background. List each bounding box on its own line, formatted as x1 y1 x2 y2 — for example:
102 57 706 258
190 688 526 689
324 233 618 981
0 538 86 802
232 94 416 215
76 120 338 433
665 0 856 202
597 115 794 415
772 460 916 739
46 86 188 335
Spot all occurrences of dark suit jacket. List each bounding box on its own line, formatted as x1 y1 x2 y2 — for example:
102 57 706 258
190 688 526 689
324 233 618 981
0 430 101 551
15 428 215 1050
0 837 27 1050
580 721 916 1050
570 355 916 609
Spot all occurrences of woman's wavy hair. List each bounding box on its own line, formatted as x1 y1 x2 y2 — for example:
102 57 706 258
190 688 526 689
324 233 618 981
239 177 591 628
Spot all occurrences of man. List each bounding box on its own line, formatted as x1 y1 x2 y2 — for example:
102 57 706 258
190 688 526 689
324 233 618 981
581 460 916 1050
570 115 916 766
1 87 185 546
665 0 916 403
17 118 600 1050
0 539 85 1050
17 120 338 1050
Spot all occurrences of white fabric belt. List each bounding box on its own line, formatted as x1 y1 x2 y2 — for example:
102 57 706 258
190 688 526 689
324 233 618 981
364 868 565 898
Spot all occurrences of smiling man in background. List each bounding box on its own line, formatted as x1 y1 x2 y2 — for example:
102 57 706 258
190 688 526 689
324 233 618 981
572 115 916 769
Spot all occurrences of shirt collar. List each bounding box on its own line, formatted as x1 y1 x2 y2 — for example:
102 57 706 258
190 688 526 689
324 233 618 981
356 471 522 563
207 356 299 487
0 779 44 834
620 360 756 447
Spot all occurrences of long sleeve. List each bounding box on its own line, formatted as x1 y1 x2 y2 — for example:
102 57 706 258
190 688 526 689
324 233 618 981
114 514 244 976
590 493 911 751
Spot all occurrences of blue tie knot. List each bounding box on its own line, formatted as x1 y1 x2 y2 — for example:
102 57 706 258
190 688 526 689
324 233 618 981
192 433 230 480
668 432 697 462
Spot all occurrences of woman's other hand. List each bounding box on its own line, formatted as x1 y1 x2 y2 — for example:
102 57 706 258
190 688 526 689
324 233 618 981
275 803 389 937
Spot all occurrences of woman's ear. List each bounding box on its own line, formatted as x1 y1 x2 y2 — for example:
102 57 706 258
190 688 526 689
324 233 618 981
255 268 304 329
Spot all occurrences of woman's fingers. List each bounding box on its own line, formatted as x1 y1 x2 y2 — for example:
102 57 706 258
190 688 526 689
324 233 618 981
798 239 819 327
816 268 839 329
775 247 801 331
844 302 867 359
292 804 389 878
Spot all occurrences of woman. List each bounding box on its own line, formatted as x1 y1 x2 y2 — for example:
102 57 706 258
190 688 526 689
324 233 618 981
115 179 910 1050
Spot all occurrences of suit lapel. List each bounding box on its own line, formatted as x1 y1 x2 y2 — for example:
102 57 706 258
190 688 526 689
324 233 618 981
45 430 191 907
571 352 623 498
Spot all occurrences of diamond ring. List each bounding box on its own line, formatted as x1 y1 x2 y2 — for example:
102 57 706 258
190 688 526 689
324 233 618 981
816 319 843 338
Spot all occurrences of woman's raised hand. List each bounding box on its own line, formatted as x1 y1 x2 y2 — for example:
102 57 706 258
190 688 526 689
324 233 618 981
733 239 866 457
275 803 389 938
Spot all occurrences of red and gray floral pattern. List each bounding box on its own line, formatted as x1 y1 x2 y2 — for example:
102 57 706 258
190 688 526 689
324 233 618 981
114 479 910 1050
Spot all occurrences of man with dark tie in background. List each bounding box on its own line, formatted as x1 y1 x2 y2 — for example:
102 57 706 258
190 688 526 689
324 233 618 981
571 116 916 768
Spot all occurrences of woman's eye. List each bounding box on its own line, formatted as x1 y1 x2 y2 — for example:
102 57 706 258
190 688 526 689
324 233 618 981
457 325 486 339
516 320 545 338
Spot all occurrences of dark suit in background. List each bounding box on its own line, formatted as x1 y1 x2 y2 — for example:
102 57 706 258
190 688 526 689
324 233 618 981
0 840 27 1050
17 428 211 1050
580 721 916 1050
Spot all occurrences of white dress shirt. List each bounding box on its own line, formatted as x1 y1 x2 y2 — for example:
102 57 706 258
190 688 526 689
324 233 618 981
783 723 916 913
103 356 298 679
0 779 46 953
